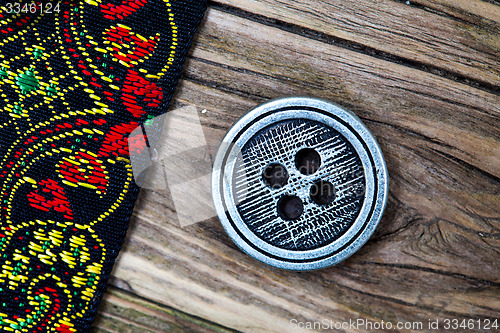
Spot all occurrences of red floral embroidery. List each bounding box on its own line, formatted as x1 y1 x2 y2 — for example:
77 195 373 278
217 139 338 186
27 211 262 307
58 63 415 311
27 179 73 220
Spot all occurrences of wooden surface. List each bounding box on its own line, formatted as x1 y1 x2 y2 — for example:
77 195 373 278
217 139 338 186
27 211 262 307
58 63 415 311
91 1 500 332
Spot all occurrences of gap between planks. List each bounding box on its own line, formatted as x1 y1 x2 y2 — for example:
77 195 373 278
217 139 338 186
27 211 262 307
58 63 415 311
209 0 500 94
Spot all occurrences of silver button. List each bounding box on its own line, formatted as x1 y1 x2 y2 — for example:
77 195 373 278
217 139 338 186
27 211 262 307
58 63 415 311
212 97 388 270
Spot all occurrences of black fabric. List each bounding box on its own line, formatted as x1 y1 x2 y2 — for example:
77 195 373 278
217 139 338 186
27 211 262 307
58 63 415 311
0 1 206 331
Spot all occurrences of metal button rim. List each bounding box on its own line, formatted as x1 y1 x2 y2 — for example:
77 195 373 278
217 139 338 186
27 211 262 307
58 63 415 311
212 97 389 270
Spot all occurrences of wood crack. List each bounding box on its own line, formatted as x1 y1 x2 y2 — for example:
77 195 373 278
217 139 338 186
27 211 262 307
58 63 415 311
390 0 500 29
208 1 500 96
356 261 500 287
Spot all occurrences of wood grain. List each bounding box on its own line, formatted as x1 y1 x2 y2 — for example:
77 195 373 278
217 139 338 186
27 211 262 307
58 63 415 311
91 287 237 333
212 0 500 88
92 2 500 333
409 0 500 25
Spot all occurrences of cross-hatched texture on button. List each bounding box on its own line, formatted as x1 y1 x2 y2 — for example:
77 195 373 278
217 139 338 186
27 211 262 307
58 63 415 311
234 119 365 251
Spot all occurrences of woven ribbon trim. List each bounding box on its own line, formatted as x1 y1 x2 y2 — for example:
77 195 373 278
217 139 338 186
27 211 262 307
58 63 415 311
0 1 206 331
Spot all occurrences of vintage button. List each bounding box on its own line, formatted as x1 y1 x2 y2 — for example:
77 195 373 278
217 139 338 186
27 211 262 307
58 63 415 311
212 97 388 270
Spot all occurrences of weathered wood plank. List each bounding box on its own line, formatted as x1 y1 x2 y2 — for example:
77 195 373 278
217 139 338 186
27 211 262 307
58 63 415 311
101 6 499 333
106 149 499 332
212 0 500 88
188 8 499 178
91 287 238 333
409 0 500 26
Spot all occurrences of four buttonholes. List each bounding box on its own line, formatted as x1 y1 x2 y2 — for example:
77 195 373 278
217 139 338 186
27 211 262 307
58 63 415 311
262 148 336 221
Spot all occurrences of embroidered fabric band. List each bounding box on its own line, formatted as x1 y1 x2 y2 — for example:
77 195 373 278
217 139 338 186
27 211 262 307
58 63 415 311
0 1 206 331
